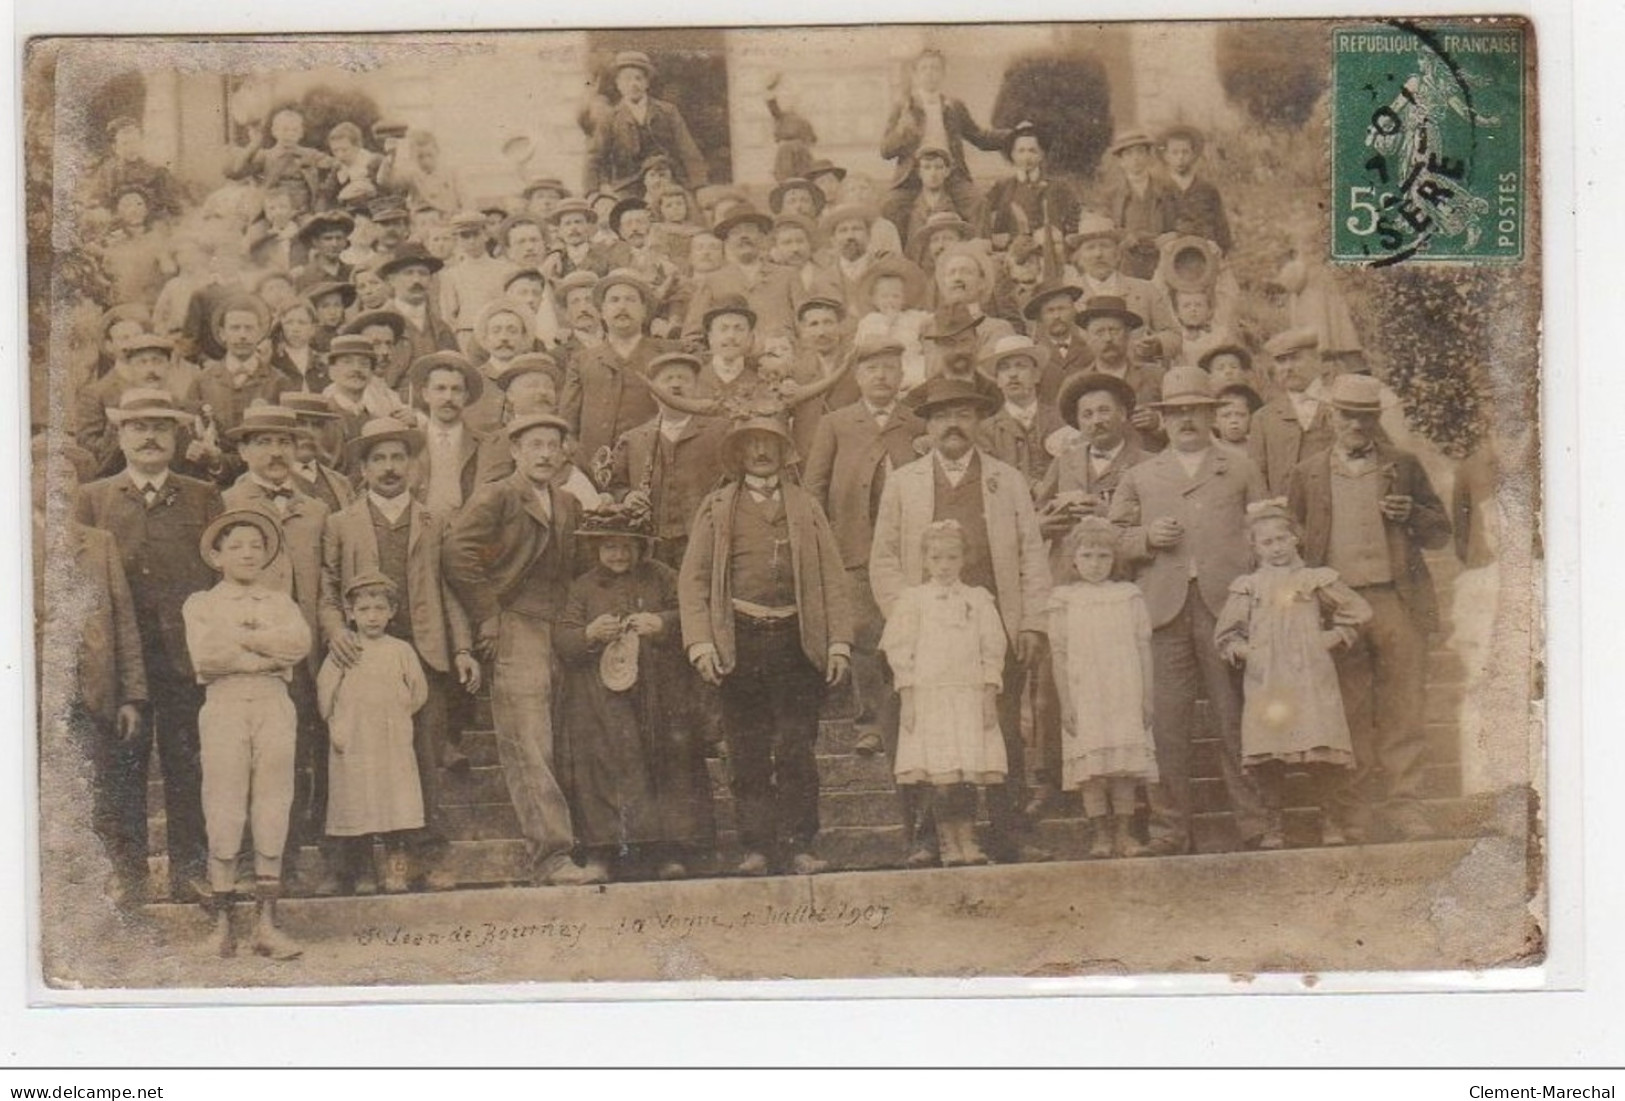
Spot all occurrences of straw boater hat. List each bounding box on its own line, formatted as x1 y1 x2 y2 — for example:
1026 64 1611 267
712 206 774 240
1108 128 1156 156
769 177 826 216
1021 279 1083 322
342 309 407 341
347 417 425 463
702 294 757 332
856 254 929 310
1151 365 1221 409
522 176 569 200
1057 372 1138 428
547 197 597 225
818 202 875 236
612 50 656 78
504 412 573 446
409 351 486 405
1198 343 1254 374
493 353 563 392
1076 294 1145 330
979 334 1044 375
852 339 907 367
907 376 1002 419
796 296 845 322
377 242 444 279
1265 327 1321 359
121 332 174 359
1065 213 1123 251
326 335 379 366
296 210 356 244
281 392 340 420
223 404 312 444
199 508 283 564
104 388 192 425
1326 373 1385 415
449 209 487 233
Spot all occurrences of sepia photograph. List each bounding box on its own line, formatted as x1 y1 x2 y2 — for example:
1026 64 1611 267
22 15 1545 994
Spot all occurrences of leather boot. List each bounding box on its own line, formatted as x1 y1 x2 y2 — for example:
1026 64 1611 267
251 880 303 961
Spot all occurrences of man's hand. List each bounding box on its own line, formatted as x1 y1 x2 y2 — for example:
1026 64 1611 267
692 650 724 687
476 616 500 661
1225 641 1250 667
1130 406 1162 433
1015 630 1045 668
627 612 663 638
184 439 221 466
1147 516 1184 549
116 703 143 742
454 651 482 694
825 651 850 687
1379 494 1413 524
391 407 419 427
328 628 363 669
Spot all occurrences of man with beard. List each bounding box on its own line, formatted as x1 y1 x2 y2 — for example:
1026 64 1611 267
282 392 356 514
586 51 710 199
320 418 482 890
683 207 799 350
1078 295 1167 450
445 412 598 886
442 210 521 356
1108 366 1268 855
221 404 334 889
75 389 223 901
1023 281 1094 405
787 297 858 457
542 198 616 280
605 197 681 332
809 204 885 313
870 377 1053 864
463 299 536 435
408 352 502 516
563 269 669 467
381 243 458 372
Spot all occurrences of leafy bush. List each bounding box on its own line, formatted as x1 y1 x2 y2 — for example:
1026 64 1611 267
990 50 1113 177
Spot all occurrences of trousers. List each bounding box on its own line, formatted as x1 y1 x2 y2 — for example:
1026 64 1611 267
1334 586 1430 809
717 616 825 856
1147 580 1264 849
147 669 209 892
199 675 297 879
490 612 574 872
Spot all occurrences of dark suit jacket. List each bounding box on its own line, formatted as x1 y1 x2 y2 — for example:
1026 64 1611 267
1036 436 1151 582
683 264 801 348
609 414 730 544
408 422 505 508
980 174 1083 244
295 462 357 515
587 97 710 196
48 522 149 726
74 470 224 680
195 357 286 435
880 94 1008 188
1034 327 1096 406
1167 174 1233 254
1248 397 1336 496
561 336 671 466
319 495 472 672
444 472 579 626
1286 444 1452 632
802 402 924 569
223 477 331 672
1107 446 1267 628
786 346 859 459
980 405 1066 491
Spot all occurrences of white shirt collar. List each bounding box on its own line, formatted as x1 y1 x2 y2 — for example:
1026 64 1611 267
1004 400 1038 429
711 357 746 386
1173 447 1211 477
744 474 780 496
128 469 170 493
368 489 412 523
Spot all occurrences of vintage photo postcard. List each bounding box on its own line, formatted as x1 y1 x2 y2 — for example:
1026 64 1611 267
23 16 1543 994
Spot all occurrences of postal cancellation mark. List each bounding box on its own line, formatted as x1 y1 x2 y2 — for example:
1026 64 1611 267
1332 21 1526 265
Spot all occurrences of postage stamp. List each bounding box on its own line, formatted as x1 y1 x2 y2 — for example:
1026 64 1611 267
1331 20 1527 265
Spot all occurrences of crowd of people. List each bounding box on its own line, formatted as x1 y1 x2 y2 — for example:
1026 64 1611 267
41 45 1468 963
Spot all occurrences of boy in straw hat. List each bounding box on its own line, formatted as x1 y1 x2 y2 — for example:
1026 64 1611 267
182 508 311 958
1100 128 1176 279
1107 364 1269 854
679 414 853 876
586 50 710 198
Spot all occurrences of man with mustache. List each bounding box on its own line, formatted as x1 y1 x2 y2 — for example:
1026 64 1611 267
869 377 1053 864
381 243 458 375
1023 282 1094 406
808 204 903 313
282 392 356 514
75 388 225 902
562 269 669 468
1108 366 1269 855
196 296 286 439
221 404 335 888
542 198 617 281
320 418 482 890
549 270 605 371
441 210 520 358
445 412 598 886
1067 215 1178 355
463 299 536 435
585 51 710 199
1249 327 1336 495
407 352 502 517
77 331 220 481
1077 295 1168 450
683 207 799 350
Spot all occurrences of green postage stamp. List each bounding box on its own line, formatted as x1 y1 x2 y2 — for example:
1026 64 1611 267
1332 21 1526 264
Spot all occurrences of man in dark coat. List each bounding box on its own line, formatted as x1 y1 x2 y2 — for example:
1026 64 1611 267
586 51 711 198
880 49 1006 225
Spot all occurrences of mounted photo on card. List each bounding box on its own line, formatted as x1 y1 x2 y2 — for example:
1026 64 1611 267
22 17 1544 994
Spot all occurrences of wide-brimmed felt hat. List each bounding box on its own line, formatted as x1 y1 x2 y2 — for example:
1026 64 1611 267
608 196 649 234
1264 327 1321 359
907 376 1002 419
281 392 340 420
1326 373 1385 415
720 415 796 470
712 206 773 240
1151 365 1220 409
342 309 408 341
493 353 562 391
1215 382 1264 414
1108 128 1156 156
326 334 379 362
105 388 192 425
303 280 357 309
547 197 597 225
348 417 425 462
410 351 485 405
769 177 826 216
1021 279 1083 321
377 243 444 279
919 302 984 342
1159 123 1206 153
1198 343 1254 374
979 334 1044 375
199 508 283 565
857 255 929 311
1065 213 1123 251
593 268 651 307
805 158 847 183
505 411 573 444
611 50 655 77
211 294 271 335
646 351 704 379
296 211 356 244
1058 372 1138 427
223 404 313 444
819 202 876 236
1076 294 1144 331
703 294 757 332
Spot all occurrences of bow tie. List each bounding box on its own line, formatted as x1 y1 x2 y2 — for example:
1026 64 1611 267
266 486 295 500
1091 449 1116 461
1344 445 1375 461
745 476 780 494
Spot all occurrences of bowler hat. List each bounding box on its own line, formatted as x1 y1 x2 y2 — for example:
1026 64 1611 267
712 206 774 240
1058 372 1138 428
1151 365 1220 409
121 332 175 358
608 196 649 234
409 351 485 405
1108 129 1156 156
908 376 1001 419
377 242 444 279
1265 327 1321 359
493 353 562 392
105 388 192 425
1076 295 1144 330
1021 279 1083 321
223 404 313 444
702 294 757 332
805 159 847 183
1215 382 1264 415
199 508 283 564
1326 373 1385 415
348 417 425 462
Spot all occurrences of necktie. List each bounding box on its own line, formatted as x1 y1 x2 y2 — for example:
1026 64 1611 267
267 486 294 500
141 484 158 508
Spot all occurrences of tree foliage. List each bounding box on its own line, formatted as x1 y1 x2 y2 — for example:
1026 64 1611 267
990 50 1113 177
1215 24 1328 130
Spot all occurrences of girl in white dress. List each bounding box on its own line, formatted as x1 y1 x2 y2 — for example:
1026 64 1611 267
879 521 1008 866
318 573 429 894
1047 516 1158 858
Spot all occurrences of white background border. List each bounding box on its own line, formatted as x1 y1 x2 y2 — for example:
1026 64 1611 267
3 0 1614 1066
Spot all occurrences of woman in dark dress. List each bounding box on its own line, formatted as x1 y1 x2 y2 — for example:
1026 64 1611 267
555 501 717 882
